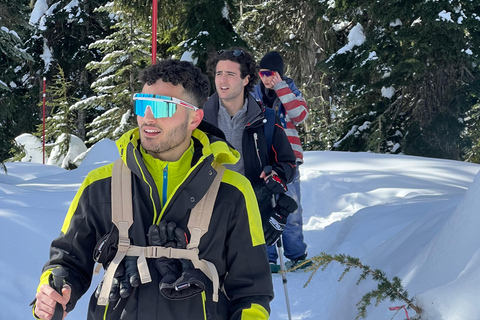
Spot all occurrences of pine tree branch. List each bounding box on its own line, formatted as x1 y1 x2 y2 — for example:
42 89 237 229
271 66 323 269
303 252 422 318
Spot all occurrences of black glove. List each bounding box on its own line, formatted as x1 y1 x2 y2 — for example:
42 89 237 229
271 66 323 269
159 262 207 300
254 185 274 215
263 207 287 246
276 193 298 216
94 256 140 302
148 222 207 300
148 222 186 288
264 172 288 194
263 194 298 246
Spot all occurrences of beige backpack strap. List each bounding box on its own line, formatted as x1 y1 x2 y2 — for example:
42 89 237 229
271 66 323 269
186 161 225 302
187 161 225 250
97 158 136 306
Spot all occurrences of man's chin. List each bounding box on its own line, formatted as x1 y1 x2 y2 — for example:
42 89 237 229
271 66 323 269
140 139 159 153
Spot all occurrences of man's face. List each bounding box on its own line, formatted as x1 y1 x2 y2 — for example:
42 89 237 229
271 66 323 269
136 80 203 161
215 60 249 106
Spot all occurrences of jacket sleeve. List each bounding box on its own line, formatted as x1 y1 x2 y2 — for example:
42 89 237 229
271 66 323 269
34 167 113 313
274 79 309 125
222 176 274 320
270 115 297 185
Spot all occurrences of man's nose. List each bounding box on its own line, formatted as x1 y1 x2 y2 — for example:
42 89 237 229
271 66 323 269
218 73 228 81
143 106 156 120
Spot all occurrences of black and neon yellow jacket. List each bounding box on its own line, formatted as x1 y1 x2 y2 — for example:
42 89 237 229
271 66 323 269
34 123 274 320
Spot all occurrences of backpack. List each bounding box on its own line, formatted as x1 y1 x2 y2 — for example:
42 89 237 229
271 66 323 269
263 107 276 153
95 158 225 305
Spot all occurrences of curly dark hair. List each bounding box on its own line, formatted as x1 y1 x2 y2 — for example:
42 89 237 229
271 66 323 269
206 47 258 98
139 59 210 109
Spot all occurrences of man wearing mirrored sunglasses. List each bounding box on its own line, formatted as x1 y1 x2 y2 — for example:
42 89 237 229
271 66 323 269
33 59 273 320
252 51 310 273
204 48 297 251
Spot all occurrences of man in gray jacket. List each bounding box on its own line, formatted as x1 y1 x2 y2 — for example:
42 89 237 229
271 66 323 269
204 48 297 248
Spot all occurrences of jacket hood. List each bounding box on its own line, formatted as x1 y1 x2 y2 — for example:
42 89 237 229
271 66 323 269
115 126 240 167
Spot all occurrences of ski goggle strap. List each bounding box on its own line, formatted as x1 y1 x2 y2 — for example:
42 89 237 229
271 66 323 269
133 93 198 118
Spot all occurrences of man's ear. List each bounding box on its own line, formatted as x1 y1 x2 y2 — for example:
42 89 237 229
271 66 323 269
189 109 204 130
243 75 250 87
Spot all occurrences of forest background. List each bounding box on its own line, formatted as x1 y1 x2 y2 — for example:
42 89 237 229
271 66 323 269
1 0 480 166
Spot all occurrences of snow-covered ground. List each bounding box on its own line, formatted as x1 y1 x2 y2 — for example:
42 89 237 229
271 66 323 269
1 138 479 320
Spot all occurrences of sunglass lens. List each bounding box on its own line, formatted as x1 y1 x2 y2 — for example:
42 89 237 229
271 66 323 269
217 49 244 57
260 71 275 77
134 99 177 118
232 50 243 57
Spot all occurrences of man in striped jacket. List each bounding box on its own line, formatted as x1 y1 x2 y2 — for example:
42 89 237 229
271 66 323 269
252 51 310 272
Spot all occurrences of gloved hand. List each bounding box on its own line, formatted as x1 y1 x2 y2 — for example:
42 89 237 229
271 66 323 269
263 194 298 246
264 172 288 194
253 185 274 215
94 256 140 303
148 222 186 288
148 222 207 300
159 261 207 300
263 207 288 246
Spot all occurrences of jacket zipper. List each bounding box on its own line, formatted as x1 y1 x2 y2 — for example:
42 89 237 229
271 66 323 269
253 133 262 167
162 165 168 207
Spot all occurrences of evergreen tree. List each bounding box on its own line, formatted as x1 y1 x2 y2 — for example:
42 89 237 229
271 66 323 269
0 0 37 163
35 65 78 163
27 0 113 142
116 0 247 73
171 0 247 72
78 2 151 145
236 0 338 150
321 0 480 159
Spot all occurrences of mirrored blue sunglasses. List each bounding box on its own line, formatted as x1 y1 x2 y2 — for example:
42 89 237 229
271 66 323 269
133 93 198 118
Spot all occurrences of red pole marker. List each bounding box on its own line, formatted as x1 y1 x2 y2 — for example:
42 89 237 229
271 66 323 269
151 0 158 64
42 77 46 164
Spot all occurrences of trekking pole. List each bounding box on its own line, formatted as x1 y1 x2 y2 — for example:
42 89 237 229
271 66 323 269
277 236 292 320
263 165 292 319
51 267 68 320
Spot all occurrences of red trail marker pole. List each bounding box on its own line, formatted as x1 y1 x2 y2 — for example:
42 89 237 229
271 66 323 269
152 0 158 64
42 77 46 164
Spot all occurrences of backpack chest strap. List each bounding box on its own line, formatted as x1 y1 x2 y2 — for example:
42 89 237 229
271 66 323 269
126 245 219 302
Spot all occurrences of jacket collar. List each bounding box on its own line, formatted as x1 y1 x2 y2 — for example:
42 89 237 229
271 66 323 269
204 92 265 127
115 127 240 174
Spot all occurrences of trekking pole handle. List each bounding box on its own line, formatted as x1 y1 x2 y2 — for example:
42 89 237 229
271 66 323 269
263 166 277 207
276 236 282 248
263 165 273 176
51 267 68 320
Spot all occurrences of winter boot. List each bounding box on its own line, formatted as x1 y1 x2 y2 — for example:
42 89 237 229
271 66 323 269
285 254 313 271
269 262 281 274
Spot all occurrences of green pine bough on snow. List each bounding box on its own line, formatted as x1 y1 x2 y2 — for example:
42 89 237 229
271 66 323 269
297 253 422 319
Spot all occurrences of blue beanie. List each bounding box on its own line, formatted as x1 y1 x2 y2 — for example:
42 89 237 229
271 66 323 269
259 51 284 77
